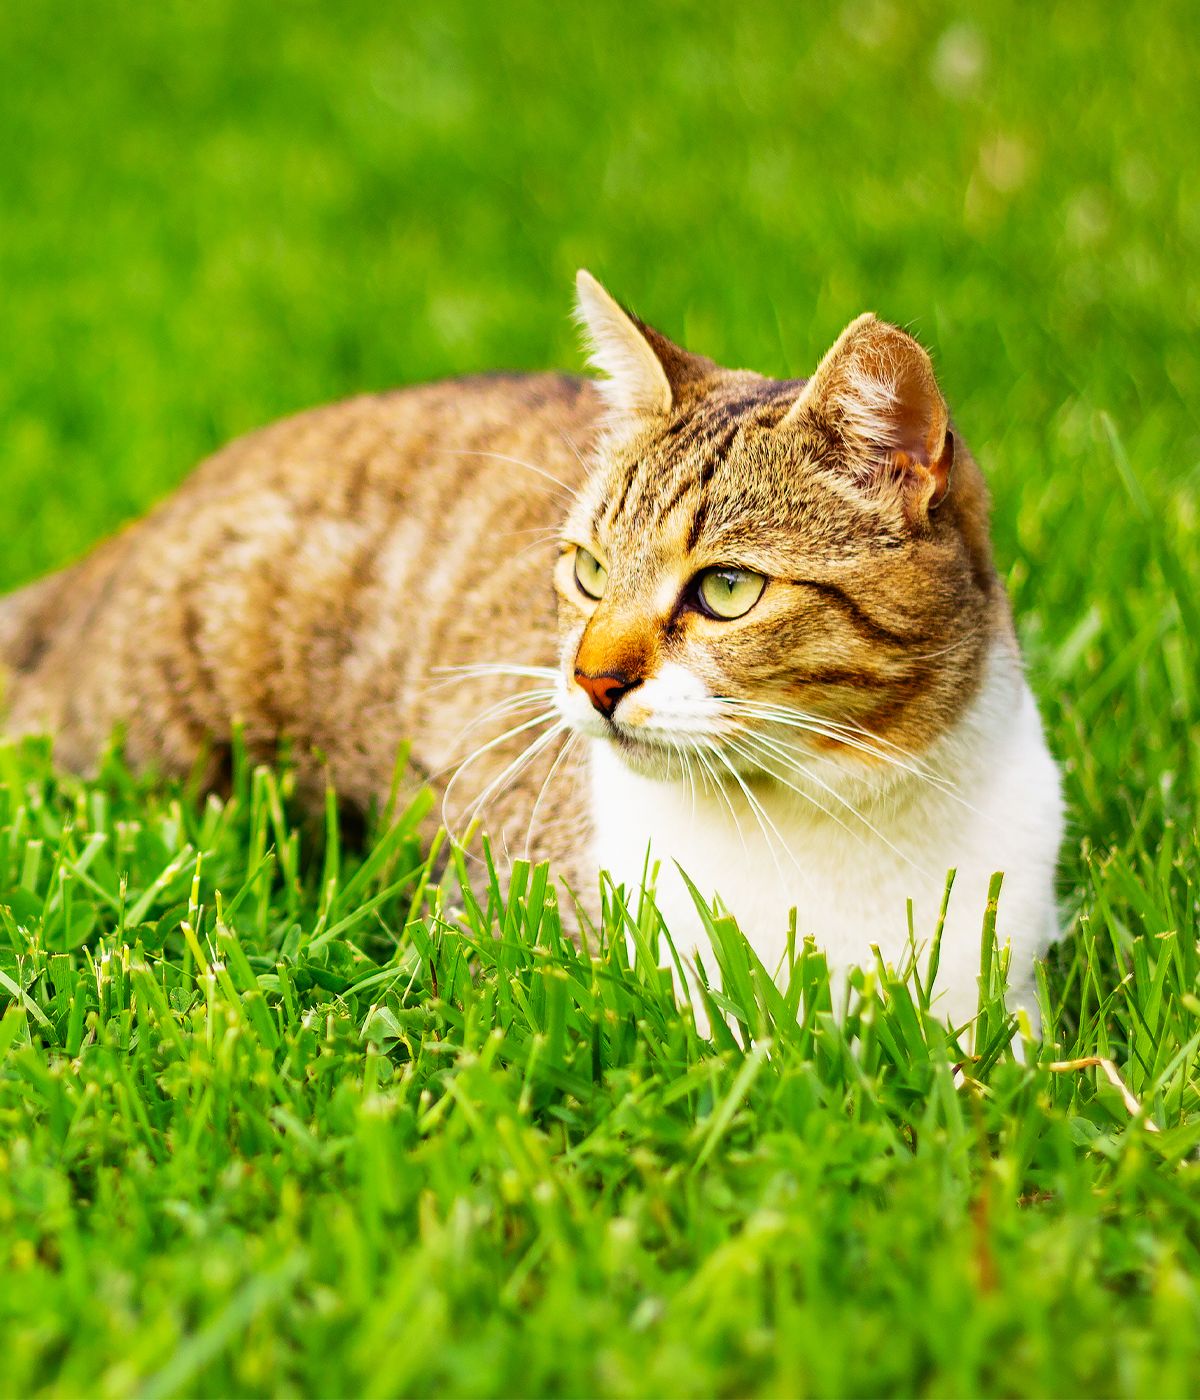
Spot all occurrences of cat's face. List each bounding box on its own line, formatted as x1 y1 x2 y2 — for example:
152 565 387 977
554 273 999 793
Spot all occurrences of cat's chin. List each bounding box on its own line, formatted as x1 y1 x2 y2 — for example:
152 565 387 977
604 728 752 784
604 730 678 780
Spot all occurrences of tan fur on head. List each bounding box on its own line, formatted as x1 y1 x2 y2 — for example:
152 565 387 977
558 294 1003 776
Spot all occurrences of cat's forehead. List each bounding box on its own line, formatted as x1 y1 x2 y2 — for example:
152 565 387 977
575 376 883 560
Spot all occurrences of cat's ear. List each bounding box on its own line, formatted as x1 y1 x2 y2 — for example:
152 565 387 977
784 313 954 519
574 271 707 420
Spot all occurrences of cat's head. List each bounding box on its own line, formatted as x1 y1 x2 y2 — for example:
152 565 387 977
555 272 1002 795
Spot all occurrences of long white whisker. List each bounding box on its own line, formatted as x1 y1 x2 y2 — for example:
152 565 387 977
903 625 983 663
524 731 577 860
510 532 568 566
723 733 870 856
440 710 559 827
717 697 985 816
746 709 996 825
433 663 559 683
674 737 698 829
720 697 946 778
437 448 577 505
446 688 558 751
736 730 936 882
430 695 557 782
705 740 816 901
456 721 567 839
692 744 752 867
758 710 955 792
556 427 593 475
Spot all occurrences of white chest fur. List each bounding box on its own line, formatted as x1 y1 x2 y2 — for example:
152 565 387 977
586 647 1063 1029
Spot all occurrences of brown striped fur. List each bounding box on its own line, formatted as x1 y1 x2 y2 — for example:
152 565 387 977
0 275 1009 899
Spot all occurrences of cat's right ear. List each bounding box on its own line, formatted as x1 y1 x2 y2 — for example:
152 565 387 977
575 271 709 421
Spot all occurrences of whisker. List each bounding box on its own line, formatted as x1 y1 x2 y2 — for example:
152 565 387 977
510 533 568 566
693 743 752 867
903 624 983 663
716 696 978 811
627 695 967 816
500 524 565 539
704 741 795 895
743 708 997 825
556 426 593 475
437 448 577 506
524 730 577 860
722 733 870 856
735 730 936 882
440 709 560 828
445 688 559 754
719 696 943 773
433 662 559 683
754 709 956 792
458 721 567 838
427 691 557 777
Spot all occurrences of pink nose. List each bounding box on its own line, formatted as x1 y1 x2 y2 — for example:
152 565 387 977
574 670 640 718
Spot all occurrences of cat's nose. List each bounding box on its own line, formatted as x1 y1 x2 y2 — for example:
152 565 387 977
574 669 641 718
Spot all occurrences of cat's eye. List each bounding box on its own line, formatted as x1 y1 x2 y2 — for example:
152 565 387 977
574 547 608 600
695 567 766 620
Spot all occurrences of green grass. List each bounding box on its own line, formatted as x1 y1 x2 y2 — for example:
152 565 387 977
0 1 1198 1395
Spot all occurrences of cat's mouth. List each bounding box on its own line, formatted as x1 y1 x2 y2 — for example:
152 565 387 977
605 725 700 779
607 718 751 774
610 725 676 759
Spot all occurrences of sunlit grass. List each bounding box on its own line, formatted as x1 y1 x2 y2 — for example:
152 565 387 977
0 737 1198 1397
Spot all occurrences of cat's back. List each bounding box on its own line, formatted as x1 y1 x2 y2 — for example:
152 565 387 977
164 371 598 514
0 372 600 800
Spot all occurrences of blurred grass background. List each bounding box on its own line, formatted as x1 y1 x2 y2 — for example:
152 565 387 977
6 0 1200 952
2 0 1196 590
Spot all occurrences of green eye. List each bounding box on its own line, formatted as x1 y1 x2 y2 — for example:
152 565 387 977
574 546 608 600
695 567 766 620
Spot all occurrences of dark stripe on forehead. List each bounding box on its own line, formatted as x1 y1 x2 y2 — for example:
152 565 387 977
788 578 932 648
686 494 711 552
653 472 696 529
609 382 791 532
598 457 640 531
666 418 744 541
683 448 725 547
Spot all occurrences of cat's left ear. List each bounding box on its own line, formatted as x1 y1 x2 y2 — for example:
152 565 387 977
575 271 710 420
783 313 954 520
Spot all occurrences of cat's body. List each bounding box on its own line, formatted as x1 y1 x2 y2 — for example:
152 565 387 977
0 373 598 877
0 274 1063 1026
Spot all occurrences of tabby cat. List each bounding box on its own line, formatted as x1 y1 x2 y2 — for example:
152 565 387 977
0 272 1063 1027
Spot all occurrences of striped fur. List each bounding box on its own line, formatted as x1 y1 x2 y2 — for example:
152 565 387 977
0 275 1062 1021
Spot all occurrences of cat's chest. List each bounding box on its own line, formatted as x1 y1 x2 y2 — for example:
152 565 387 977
581 714 1060 1030
586 741 927 966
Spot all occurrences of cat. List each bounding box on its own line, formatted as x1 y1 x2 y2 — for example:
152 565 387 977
0 271 1063 1029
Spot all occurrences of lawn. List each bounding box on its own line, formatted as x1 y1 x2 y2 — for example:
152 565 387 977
1 2 1198 1395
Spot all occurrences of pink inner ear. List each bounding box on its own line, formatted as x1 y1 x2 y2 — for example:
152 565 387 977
788 315 955 517
888 354 943 466
846 338 947 469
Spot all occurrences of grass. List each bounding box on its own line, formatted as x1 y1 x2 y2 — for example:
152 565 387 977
0 1 1198 1395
